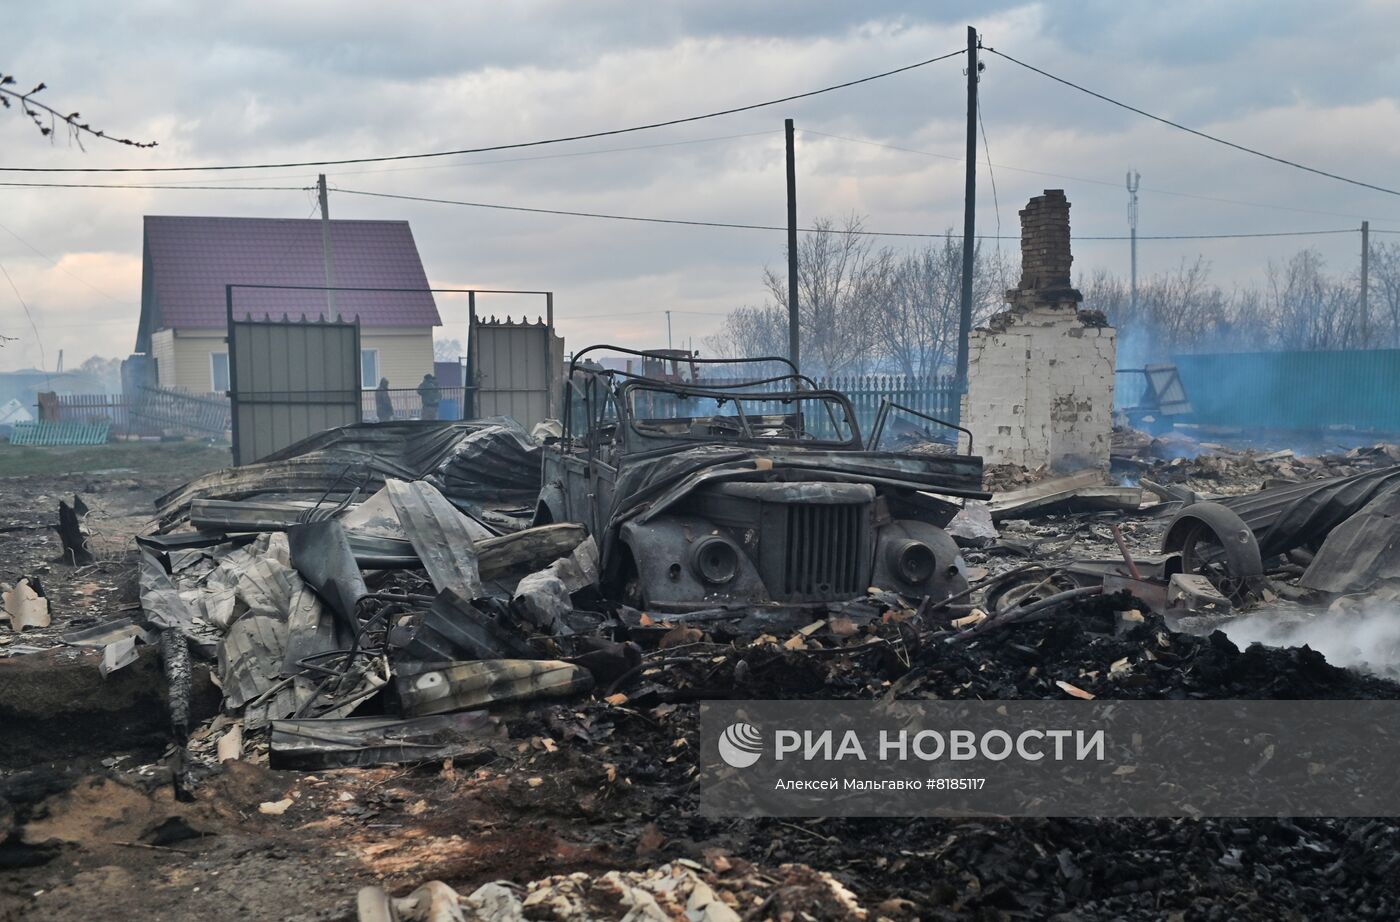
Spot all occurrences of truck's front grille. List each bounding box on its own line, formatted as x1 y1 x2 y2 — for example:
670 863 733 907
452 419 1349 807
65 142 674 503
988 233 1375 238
780 503 866 601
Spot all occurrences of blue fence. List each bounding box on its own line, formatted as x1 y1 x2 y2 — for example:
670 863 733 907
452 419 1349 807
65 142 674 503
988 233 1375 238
1143 350 1400 434
708 373 961 443
810 374 961 441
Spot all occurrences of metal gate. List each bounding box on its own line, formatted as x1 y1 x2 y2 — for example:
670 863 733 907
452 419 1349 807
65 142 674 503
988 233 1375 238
229 317 362 465
467 313 562 431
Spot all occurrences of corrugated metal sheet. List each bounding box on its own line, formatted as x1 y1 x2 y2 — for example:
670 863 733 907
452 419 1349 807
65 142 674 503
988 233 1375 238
229 318 362 465
1171 349 1400 433
8 421 111 446
469 318 558 431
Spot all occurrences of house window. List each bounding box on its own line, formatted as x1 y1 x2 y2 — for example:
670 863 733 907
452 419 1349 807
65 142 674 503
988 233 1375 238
210 352 230 393
361 349 379 389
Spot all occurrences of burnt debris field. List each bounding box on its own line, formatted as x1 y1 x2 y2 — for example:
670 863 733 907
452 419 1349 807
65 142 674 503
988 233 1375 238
14 2 1400 917
4 412 1400 922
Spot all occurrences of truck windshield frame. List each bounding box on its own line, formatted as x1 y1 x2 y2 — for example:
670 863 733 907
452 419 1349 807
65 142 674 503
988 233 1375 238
617 380 862 448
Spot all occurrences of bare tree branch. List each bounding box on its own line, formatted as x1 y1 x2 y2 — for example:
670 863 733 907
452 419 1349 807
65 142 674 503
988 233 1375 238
0 71 157 149
713 217 1013 377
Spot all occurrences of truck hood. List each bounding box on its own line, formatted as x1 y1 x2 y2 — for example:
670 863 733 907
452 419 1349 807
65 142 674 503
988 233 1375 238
607 443 987 532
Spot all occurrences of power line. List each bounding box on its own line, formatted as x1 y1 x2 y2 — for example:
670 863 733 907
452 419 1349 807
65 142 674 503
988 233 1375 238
0 131 785 186
0 258 46 371
321 130 784 178
0 317 134 328
334 186 1360 241
13 132 1384 227
0 182 309 191
981 45 1400 198
977 99 1002 249
336 186 1015 237
1094 228 1358 241
0 176 1369 243
799 129 1397 223
0 219 132 304
0 50 967 174
337 186 814 232
0 191 320 320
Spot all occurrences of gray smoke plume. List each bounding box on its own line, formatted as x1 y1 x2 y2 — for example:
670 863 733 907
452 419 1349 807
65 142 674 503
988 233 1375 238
1221 601 1400 681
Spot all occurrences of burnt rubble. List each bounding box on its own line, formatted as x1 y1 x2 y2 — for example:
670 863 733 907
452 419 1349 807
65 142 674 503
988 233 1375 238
541 584 1400 916
8 413 1400 920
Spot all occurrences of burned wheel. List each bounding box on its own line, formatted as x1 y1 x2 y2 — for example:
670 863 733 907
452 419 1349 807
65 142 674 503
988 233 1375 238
985 566 1079 614
1162 502 1264 607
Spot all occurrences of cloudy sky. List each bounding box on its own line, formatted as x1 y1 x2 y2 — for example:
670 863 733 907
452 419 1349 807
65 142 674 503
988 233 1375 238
3 0 1399 372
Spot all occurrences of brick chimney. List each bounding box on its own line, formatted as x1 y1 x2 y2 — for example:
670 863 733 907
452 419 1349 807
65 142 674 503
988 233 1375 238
1009 189 1082 309
961 190 1114 471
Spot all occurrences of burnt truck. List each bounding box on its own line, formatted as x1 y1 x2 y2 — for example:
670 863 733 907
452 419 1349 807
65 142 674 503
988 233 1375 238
535 346 988 613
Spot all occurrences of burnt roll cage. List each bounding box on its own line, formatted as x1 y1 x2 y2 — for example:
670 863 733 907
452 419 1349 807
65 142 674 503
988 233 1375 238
563 344 859 449
562 344 970 454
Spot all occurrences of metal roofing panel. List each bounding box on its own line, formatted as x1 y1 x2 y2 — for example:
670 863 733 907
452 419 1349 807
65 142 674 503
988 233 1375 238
143 215 441 330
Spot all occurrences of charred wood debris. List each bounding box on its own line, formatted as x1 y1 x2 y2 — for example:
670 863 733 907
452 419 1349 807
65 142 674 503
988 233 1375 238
8 420 1400 919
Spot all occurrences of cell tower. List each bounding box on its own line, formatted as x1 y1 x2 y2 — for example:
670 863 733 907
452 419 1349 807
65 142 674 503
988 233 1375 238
1126 169 1141 312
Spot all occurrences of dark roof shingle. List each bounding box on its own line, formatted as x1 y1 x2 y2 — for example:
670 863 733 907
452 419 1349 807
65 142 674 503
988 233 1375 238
143 215 441 329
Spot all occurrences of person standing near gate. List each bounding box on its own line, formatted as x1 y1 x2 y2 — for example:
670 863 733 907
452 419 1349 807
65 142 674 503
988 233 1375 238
417 372 441 420
375 377 394 422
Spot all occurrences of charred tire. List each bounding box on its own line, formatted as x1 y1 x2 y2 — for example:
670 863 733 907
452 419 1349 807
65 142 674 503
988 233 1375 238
985 567 1081 614
1162 501 1263 607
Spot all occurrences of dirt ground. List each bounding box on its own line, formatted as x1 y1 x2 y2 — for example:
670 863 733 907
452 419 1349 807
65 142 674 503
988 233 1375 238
4 440 1400 921
0 442 682 921
0 442 231 649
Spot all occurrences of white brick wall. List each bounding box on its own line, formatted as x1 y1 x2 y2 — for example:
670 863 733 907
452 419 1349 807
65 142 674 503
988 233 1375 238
963 309 1116 470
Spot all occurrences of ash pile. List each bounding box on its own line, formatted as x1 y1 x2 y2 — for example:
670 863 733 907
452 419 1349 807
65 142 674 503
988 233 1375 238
20 407 1400 920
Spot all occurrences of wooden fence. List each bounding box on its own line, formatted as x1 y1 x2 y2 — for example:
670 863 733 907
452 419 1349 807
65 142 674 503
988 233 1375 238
49 393 135 429
133 387 231 435
46 389 231 437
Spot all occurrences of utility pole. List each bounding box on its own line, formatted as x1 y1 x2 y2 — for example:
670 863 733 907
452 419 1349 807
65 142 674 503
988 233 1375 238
785 118 800 374
1126 169 1140 313
1362 220 1370 341
954 26 978 390
317 174 337 316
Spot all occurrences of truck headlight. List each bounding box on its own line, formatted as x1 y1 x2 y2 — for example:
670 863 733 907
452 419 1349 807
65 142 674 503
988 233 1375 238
889 539 936 584
691 536 740 585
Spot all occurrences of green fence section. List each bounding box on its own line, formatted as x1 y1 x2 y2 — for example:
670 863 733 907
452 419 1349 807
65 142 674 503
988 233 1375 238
9 420 112 446
1170 349 1400 433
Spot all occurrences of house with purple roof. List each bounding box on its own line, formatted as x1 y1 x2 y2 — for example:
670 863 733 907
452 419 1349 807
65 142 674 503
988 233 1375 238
135 215 441 394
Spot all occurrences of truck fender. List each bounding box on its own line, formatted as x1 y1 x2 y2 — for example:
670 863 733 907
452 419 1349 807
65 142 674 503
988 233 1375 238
871 519 968 602
618 517 769 610
534 481 566 527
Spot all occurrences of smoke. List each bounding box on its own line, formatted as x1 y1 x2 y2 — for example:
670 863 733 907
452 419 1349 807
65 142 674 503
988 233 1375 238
1221 605 1400 681
1114 323 1154 373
